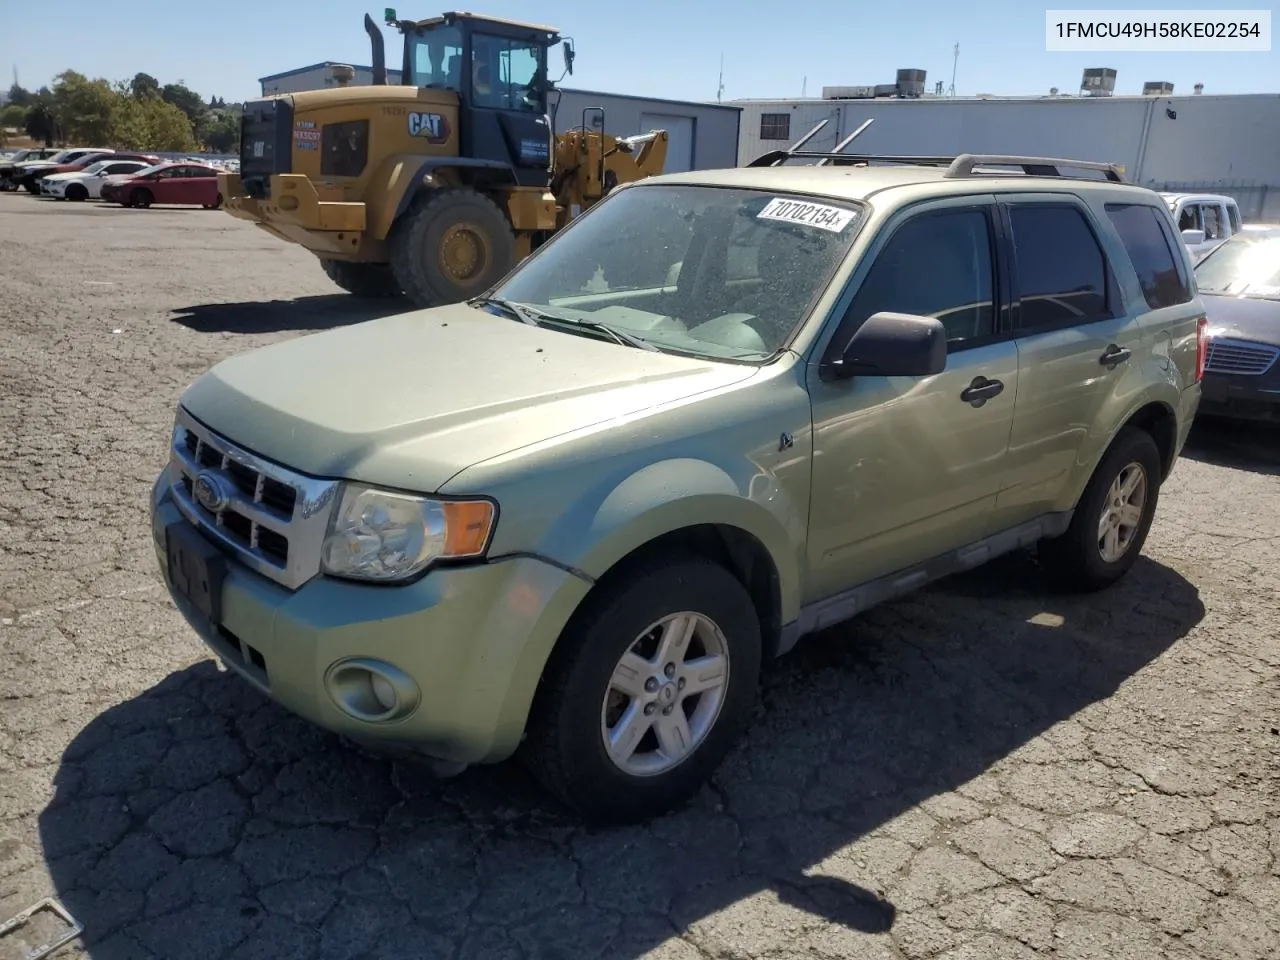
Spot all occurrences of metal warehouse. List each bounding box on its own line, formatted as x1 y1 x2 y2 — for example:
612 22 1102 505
734 90 1280 220
257 64 740 173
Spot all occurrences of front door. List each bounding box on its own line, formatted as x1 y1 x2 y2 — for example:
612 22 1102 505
806 197 1018 602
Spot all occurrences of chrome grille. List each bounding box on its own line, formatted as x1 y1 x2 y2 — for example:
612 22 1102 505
1204 338 1280 376
168 407 340 590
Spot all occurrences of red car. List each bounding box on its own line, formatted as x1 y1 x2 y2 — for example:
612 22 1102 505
100 162 224 209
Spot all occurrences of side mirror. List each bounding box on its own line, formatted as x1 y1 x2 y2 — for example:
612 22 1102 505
1181 228 1206 246
823 311 947 380
563 40 575 75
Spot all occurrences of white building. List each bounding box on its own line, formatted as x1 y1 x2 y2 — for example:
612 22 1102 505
734 91 1280 220
257 64 741 173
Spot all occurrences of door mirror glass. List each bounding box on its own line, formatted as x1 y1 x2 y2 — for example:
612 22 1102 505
825 311 947 380
1181 228 1206 246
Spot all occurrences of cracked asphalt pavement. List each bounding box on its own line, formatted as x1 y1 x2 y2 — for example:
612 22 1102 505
2 192 1279 960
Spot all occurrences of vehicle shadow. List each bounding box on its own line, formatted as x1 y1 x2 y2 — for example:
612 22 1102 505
169 295 411 335
1181 418 1280 475
36 552 1203 959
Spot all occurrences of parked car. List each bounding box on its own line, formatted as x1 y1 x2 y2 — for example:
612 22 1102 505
1162 192 1243 262
100 162 224 209
37 152 160 196
41 159 154 201
14 148 115 193
151 153 1206 823
1192 225 1280 423
0 147 60 190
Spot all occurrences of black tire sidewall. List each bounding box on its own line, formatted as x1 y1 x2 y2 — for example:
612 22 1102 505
1047 427 1162 588
389 188 517 308
67 184 87 201
528 559 762 823
131 188 151 208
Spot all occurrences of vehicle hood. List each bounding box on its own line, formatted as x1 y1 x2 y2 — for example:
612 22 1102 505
45 171 86 182
179 303 759 492
1201 292 1280 346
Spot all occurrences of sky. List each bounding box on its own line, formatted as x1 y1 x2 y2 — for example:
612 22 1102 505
3 0 1277 105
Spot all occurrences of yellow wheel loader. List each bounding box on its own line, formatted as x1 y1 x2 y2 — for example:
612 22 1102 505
217 9 669 307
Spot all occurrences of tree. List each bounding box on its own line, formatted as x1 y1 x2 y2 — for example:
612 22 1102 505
160 82 204 123
51 70 118 145
24 89 58 145
7 83 33 108
202 110 240 153
130 72 160 100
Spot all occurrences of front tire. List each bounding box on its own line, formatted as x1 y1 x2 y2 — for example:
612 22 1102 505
521 556 762 825
130 188 152 209
319 258 403 298
388 187 517 309
1038 426 1163 592
66 183 88 201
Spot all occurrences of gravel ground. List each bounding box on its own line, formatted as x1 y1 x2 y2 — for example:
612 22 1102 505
1 192 1278 960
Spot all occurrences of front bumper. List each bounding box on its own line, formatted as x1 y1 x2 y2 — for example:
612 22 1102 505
150 476 590 765
1197 370 1280 424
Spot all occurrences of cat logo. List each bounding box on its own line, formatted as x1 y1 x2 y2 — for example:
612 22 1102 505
407 112 449 144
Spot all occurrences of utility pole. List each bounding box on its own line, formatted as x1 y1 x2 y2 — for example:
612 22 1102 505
950 42 959 96
716 53 724 102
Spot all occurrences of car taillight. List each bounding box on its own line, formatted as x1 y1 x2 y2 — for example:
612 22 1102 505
1194 316 1208 383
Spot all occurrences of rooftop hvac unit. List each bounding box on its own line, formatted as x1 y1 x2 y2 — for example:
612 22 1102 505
1194 83 1204 94
1080 67 1117 96
895 68 927 98
822 85 876 99
873 83 898 98
1143 81 1174 95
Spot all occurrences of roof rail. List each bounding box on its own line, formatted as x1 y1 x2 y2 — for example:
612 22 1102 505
945 154 1126 182
749 151 959 168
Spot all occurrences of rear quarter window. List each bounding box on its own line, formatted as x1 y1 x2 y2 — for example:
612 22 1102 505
1104 203 1194 309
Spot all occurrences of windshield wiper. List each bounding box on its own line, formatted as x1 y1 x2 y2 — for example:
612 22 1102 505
471 297 659 351
547 316 660 351
471 296 543 327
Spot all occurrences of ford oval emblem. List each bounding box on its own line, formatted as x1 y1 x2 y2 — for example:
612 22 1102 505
193 472 229 513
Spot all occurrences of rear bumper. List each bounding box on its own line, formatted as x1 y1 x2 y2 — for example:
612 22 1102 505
218 172 371 257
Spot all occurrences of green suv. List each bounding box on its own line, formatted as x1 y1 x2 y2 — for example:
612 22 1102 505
151 151 1206 824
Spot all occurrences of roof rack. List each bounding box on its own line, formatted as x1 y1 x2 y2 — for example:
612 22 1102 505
747 133 1127 182
944 154 1126 182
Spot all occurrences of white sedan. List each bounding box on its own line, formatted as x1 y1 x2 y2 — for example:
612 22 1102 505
43 159 152 201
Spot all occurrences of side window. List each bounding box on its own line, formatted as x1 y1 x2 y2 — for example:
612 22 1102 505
842 207 996 347
1007 204 1113 329
1201 203 1222 239
1177 205 1201 232
1228 203 1242 233
1104 203 1193 309
106 163 134 175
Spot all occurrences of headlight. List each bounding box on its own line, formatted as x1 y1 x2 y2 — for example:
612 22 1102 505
320 483 496 582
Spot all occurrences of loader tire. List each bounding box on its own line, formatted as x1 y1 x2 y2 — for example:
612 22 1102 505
319 258 404 298
389 187 517 309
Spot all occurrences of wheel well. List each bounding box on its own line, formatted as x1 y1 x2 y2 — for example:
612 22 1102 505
578 524 785 661
1120 402 1178 479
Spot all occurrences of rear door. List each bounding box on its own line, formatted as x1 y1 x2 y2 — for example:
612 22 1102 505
991 194 1150 529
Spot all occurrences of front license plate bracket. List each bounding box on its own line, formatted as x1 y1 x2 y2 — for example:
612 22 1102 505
165 520 226 624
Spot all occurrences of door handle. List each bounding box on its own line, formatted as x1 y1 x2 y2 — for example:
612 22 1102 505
1099 343 1132 368
960 376 1004 407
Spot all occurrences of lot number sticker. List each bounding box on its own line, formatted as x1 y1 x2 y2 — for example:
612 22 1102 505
757 198 856 232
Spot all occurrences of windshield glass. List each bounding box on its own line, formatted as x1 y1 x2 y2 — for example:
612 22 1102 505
1195 232 1280 298
489 184 865 360
43 151 72 163
408 24 464 89
80 161 110 175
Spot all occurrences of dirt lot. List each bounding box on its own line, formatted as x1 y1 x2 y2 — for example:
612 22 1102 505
1 192 1278 960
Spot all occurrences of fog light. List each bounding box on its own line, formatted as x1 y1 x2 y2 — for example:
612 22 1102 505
324 658 421 723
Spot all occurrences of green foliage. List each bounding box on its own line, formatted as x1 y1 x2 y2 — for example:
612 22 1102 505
5 69 241 154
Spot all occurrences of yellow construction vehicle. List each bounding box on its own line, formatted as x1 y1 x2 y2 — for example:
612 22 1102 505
217 9 669 307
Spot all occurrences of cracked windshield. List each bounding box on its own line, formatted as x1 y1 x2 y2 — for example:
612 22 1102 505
490 185 865 359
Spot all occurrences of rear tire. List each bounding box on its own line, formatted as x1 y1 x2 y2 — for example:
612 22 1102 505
319 258 404 298
520 556 762 825
388 187 517 309
1038 426 1162 592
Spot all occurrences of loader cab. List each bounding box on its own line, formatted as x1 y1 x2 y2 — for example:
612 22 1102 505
395 10 566 188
